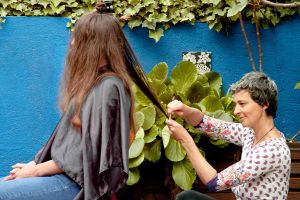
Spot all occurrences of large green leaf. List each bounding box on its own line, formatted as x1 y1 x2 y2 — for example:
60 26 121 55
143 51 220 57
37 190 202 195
149 79 167 96
220 96 235 113
147 62 168 82
186 81 210 103
197 74 209 86
171 61 198 94
134 111 145 131
161 125 171 148
205 71 222 96
199 95 224 113
144 125 159 143
129 153 145 168
165 138 186 162
212 110 233 122
132 85 152 106
129 137 144 159
172 157 196 190
155 108 167 125
126 168 140 185
144 140 161 162
135 127 145 139
158 89 173 105
140 105 156 130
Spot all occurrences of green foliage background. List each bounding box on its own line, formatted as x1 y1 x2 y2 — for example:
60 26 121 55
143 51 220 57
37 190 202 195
0 0 299 41
127 61 237 189
0 0 299 189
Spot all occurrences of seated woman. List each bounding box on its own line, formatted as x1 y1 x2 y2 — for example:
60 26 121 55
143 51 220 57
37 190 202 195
166 71 291 200
0 1 155 200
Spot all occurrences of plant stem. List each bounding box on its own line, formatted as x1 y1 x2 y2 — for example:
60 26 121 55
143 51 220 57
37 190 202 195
260 0 300 8
253 4 263 72
239 13 256 71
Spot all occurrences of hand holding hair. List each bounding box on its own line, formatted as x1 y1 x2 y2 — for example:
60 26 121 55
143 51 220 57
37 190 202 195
167 100 203 126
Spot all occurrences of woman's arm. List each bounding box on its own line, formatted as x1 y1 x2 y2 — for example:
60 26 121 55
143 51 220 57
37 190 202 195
181 132 218 184
168 100 246 146
196 115 245 146
165 118 217 184
206 144 287 192
35 160 64 176
165 118 287 192
4 160 63 181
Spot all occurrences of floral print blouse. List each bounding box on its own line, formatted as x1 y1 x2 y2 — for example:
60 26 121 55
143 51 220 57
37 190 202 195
196 115 291 200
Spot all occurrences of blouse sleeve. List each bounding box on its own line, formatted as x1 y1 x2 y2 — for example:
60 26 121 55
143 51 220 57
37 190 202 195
195 115 248 146
207 144 283 191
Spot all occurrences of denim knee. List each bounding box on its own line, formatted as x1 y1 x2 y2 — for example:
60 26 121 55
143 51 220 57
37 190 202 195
0 174 80 200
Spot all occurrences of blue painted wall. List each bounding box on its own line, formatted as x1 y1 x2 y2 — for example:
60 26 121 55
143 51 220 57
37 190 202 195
0 16 299 176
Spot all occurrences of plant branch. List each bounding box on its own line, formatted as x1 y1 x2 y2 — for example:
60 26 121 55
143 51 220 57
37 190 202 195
260 0 300 8
239 13 257 71
253 4 263 72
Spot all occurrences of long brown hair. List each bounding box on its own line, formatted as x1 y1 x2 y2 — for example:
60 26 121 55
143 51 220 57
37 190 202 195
60 8 134 128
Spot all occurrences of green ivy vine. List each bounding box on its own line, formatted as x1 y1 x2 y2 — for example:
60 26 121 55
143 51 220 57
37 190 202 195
0 0 299 41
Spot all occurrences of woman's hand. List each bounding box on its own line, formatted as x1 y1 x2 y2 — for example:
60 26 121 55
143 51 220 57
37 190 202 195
166 118 218 185
4 161 37 181
165 118 192 144
167 100 203 126
167 100 188 118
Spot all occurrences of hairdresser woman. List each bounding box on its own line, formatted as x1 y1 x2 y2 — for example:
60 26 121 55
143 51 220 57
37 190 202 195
0 1 154 200
166 72 291 200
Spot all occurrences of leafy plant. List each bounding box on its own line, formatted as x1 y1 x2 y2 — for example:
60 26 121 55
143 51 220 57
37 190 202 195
113 0 299 42
127 61 236 189
0 0 299 41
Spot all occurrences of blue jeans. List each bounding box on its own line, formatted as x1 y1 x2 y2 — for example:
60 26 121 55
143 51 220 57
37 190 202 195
0 174 80 200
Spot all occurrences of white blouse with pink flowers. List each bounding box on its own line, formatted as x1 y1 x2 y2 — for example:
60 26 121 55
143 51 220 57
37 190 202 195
196 115 291 200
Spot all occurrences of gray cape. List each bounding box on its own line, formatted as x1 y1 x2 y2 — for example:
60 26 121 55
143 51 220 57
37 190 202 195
35 76 131 200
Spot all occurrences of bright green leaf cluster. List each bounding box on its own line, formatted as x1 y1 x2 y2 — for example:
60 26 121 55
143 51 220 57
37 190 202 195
127 60 237 189
0 1 299 41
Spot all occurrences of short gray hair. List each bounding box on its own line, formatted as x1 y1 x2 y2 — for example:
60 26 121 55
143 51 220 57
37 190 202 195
230 71 278 117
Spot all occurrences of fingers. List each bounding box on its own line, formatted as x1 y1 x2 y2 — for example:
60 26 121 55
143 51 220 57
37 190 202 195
165 118 174 126
165 119 181 133
167 100 183 114
165 119 173 132
10 168 20 175
3 175 15 181
12 163 26 169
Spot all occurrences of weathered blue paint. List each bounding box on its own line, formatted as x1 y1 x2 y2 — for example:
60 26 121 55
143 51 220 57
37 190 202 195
0 16 299 176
